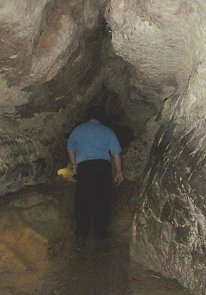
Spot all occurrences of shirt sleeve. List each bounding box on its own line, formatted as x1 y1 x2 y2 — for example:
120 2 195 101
67 130 76 151
109 131 122 155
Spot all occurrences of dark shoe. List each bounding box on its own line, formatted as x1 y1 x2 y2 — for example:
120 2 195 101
75 236 86 251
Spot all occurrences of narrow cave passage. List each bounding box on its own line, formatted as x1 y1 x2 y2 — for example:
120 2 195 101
0 100 188 295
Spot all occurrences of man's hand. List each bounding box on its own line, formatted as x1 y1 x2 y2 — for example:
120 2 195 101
114 171 124 186
72 164 77 176
68 150 77 176
113 153 124 186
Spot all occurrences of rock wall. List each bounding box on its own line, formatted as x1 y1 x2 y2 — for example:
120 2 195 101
107 0 206 101
107 1 206 294
0 0 104 194
0 181 74 274
106 0 206 182
131 58 206 295
0 127 53 195
0 0 160 195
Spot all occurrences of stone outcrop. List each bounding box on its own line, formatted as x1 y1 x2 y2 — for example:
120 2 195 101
106 0 206 102
0 181 73 273
0 0 105 194
107 1 206 294
0 0 160 195
131 58 206 295
0 127 53 195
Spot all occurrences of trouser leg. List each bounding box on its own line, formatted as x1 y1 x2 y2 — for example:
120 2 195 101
94 194 111 238
75 160 112 239
75 177 92 238
93 172 112 238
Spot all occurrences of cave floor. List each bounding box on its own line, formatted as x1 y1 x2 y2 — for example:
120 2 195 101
0 182 189 295
39 234 189 295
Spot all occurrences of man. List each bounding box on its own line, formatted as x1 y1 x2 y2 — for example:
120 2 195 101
67 107 124 248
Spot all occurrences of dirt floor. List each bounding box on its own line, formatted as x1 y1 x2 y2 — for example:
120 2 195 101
0 181 189 295
40 234 189 295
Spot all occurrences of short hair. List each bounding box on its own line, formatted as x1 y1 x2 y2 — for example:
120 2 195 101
86 106 105 122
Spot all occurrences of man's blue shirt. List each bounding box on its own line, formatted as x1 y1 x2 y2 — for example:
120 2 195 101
67 120 122 164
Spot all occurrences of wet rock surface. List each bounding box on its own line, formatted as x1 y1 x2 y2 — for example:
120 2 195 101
132 119 206 295
0 128 53 195
0 181 73 275
0 0 158 196
107 0 206 101
106 1 206 294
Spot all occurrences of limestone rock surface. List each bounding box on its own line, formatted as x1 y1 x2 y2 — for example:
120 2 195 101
0 127 53 195
107 0 206 102
105 1 206 294
0 182 73 273
0 0 105 194
0 0 161 196
132 116 206 295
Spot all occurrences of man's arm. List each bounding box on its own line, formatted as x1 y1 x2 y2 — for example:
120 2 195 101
113 153 124 186
68 150 77 175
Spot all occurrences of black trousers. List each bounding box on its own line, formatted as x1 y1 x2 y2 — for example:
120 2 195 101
75 160 112 238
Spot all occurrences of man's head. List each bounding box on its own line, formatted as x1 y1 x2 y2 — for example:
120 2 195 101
86 106 105 122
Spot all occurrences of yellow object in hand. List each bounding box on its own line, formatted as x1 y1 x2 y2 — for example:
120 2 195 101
57 165 76 182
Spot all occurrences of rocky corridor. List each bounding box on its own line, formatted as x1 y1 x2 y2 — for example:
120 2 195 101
1 1 206 294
